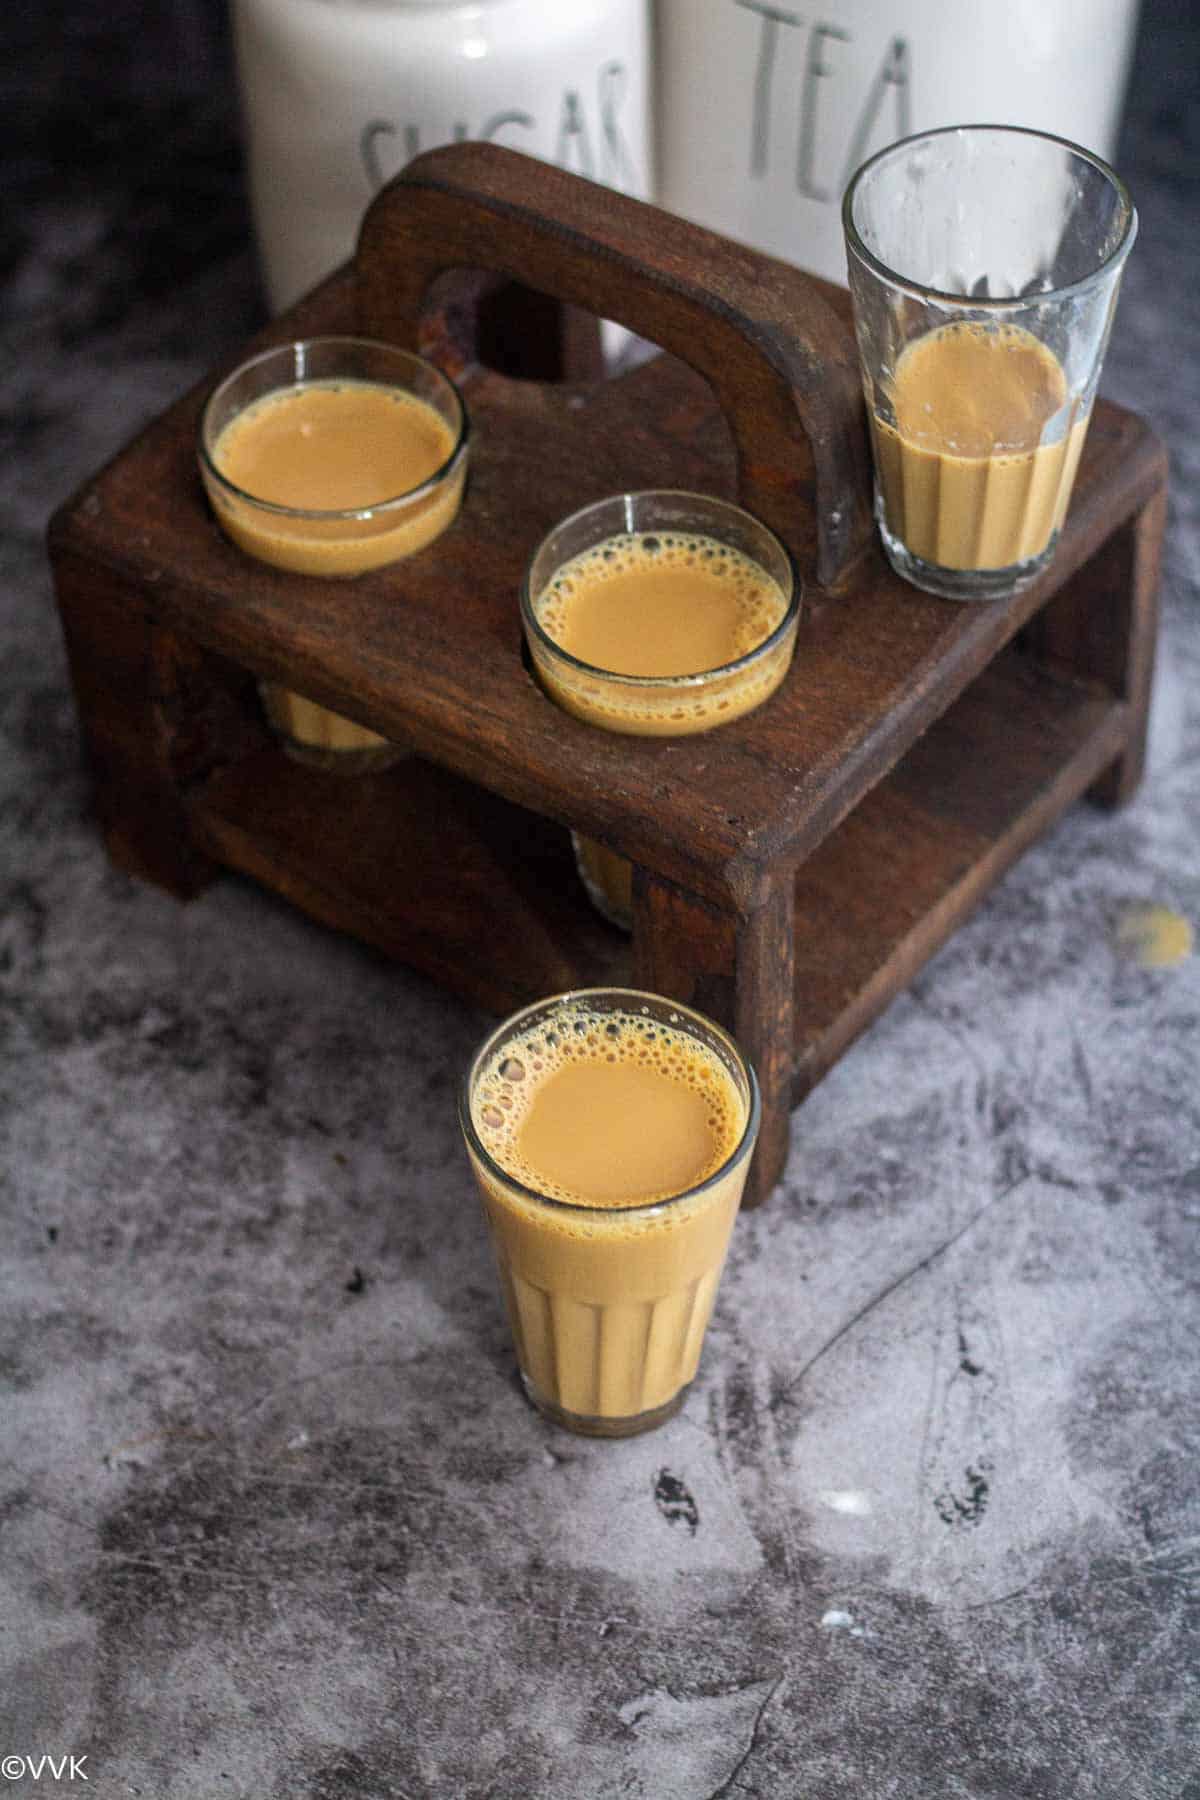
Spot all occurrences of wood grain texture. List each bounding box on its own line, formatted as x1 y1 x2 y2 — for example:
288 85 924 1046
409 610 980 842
47 313 1166 911
358 143 873 591
45 142 1168 1204
790 649 1133 1098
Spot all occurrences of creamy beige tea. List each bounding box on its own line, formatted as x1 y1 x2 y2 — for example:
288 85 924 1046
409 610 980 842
529 529 793 735
210 377 462 573
465 997 756 1433
872 320 1088 572
528 524 794 925
206 373 464 757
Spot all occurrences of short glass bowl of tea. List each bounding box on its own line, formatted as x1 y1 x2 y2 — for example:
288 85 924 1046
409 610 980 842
198 335 468 768
520 490 798 926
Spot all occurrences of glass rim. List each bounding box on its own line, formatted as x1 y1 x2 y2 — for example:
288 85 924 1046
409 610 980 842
458 986 762 1219
520 489 799 691
842 122 1138 311
197 334 470 522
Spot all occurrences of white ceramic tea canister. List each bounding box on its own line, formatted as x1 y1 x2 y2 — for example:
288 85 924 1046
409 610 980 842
654 0 1141 286
231 0 652 313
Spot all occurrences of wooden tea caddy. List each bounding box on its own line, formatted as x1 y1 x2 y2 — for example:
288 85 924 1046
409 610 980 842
48 145 1166 1205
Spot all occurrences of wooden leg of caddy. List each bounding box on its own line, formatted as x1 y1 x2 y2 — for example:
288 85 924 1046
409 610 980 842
630 867 795 1208
1025 482 1166 809
53 551 221 900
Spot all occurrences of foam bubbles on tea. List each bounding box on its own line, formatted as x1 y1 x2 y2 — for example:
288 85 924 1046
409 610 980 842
471 1000 747 1209
536 531 789 680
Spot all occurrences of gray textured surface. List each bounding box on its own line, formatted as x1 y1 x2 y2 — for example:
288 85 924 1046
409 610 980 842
2 5 1198 1795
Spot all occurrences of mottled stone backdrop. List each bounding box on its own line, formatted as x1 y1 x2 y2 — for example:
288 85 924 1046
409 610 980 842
1 2 1197 1795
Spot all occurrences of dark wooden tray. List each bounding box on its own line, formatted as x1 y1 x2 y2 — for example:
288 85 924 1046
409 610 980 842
48 144 1167 1203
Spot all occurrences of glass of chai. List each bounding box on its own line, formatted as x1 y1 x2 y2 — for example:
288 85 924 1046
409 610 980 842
460 987 761 1437
842 125 1137 602
521 490 798 928
198 336 468 770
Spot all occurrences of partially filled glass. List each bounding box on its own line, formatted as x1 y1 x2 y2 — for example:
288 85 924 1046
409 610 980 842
843 126 1136 601
521 490 798 926
198 335 468 768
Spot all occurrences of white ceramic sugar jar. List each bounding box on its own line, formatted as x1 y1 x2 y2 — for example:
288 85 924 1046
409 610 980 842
654 0 1140 287
231 0 652 313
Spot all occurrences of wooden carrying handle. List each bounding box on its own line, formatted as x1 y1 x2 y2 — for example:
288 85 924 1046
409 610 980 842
356 143 871 590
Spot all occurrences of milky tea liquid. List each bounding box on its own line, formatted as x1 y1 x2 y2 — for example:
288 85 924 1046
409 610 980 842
209 377 463 753
211 377 462 573
871 320 1090 572
530 530 793 734
467 1001 753 1427
530 528 793 926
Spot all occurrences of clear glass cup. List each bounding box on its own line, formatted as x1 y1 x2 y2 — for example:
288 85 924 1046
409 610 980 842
198 335 468 770
459 988 761 1437
842 125 1137 602
521 489 798 927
